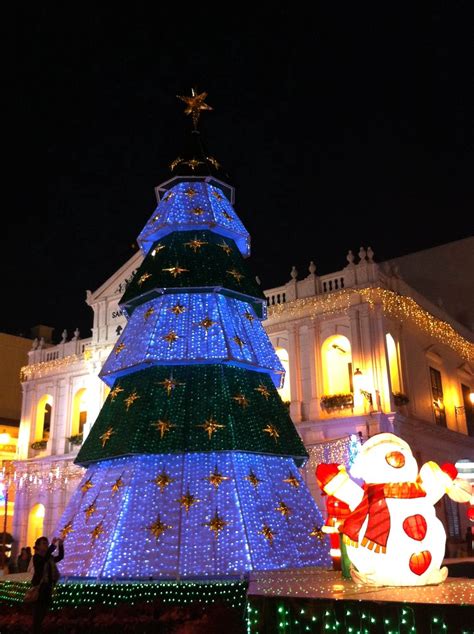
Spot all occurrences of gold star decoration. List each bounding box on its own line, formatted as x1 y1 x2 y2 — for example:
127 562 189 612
177 489 200 513
184 187 197 198
124 391 140 411
226 268 244 283
111 477 124 495
81 478 94 493
185 237 208 252
152 214 160 223
263 424 280 442
170 303 186 315
158 376 184 396
163 330 179 345
259 524 275 544
183 158 204 171
197 417 225 440
164 192 174 202
204 510 228 539
218 240 232 255
275 501 292 517
222 210 233 221
212 190 223 201
115 342 126 356
170 157 182 171
100 427 114 448
190 206 205 216
177 89 213 129
151 243 166 256
197 316 216 330
144 307 155 321
206 467 230 489
151 419 176 439
60 522 74 540
152 470 175 492
310 526 325 541
207 156 220 169
283 473 300 488
84 502 97 521
232 335 245 349
243 311 255 324
255 384 270 400
232 393 249 408
245 470 262 488
109 386 124 401
91 522 104 541
138 272 152 286
148 515 172 540
162 263 189 278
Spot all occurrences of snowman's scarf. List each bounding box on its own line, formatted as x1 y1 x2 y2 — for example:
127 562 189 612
342 482 426 553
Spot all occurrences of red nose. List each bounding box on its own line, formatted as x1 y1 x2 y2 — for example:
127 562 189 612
385 451 405 468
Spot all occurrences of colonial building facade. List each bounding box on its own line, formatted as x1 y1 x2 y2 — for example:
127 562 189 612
10 243 474 554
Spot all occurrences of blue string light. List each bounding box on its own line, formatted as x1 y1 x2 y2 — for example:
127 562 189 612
137 182 250 257
56 453 330 579
101 293 284 387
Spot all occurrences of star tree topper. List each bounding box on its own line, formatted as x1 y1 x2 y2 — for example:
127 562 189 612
177 89 213 130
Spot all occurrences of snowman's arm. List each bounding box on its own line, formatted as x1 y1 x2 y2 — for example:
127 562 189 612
419 462 471 505
316 464 364 511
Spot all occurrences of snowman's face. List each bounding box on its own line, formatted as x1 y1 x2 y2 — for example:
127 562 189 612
352 442 418 483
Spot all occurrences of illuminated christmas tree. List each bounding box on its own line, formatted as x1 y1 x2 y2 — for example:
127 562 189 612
56 91 330 579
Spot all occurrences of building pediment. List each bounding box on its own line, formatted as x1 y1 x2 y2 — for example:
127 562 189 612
86 251 144 306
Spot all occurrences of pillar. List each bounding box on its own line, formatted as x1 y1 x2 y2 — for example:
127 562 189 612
287 325 303 422
307 319 324 419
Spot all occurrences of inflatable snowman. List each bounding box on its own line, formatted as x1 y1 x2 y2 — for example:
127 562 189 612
316 433 472 586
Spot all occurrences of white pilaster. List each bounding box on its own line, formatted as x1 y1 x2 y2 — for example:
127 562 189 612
287 325 303 422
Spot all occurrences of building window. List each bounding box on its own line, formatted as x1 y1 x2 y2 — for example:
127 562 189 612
35 395 53 441
43 404 51 439
444 497 461 539
461 384 474 437
321 335 353 396
27 503 45 548
275 348 291 403
72 388 88 436
430 367 446 427
386 333 401 394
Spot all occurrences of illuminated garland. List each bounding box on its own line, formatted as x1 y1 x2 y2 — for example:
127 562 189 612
267 287 473 362
246 597 466 633
0 579 247 610
305 435 361 475
7 458 84 492
360 288 474 361
20 354 82 381
267 288 355 322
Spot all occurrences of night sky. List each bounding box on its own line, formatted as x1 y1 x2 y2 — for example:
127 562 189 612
4 6 473 340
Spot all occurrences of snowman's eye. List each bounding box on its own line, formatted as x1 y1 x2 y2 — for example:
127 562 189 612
385 451 405 468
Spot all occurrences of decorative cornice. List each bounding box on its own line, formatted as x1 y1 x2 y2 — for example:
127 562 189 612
266 287 473 362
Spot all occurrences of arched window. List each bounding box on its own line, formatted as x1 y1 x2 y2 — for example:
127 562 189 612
72 388 88 436
27 503 45 548
35 395 53 441
386 333 401 394
275 348 291 402
321 335 353 395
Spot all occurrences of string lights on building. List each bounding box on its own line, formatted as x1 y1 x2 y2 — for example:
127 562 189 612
267 287 473 362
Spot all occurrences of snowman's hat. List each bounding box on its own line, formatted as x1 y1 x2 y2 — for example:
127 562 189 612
359 433 411 458
350 433 412 478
